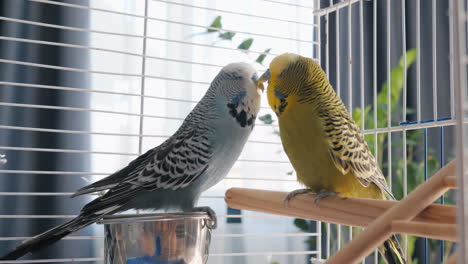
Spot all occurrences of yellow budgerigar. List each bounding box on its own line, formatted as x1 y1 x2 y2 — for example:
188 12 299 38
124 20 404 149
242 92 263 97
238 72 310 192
258 53 406 264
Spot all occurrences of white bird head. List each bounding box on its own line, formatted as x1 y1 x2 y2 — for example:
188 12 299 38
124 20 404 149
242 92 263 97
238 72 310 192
209 62 262 129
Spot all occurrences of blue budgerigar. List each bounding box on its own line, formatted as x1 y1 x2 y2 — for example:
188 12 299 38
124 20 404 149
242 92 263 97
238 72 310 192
1 62 263 260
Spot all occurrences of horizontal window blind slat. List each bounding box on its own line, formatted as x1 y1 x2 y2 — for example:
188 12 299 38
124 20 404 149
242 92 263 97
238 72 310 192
28 0 317 43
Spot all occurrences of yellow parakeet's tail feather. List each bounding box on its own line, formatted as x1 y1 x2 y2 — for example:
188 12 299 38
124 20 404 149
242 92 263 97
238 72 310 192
380 235 406 264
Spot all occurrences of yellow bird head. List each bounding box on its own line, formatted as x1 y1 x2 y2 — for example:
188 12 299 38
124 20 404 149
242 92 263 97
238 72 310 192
256 53 329 116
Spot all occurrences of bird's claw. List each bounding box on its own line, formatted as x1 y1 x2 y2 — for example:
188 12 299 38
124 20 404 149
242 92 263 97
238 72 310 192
314 190 339 204
283 189 313 206
193 206 217 230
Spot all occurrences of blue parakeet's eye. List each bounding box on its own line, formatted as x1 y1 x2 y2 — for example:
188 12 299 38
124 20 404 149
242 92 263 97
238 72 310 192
251 73 259 82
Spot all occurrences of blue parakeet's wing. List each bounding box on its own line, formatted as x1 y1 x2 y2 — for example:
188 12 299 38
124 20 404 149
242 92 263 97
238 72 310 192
72 124 212 199
137 126 212 190
71 147 156 197
76 124 213 214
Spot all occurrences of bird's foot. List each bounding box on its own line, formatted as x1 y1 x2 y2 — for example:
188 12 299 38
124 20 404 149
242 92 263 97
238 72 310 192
314 190 339 204
283 189 314 205
193 206 217 230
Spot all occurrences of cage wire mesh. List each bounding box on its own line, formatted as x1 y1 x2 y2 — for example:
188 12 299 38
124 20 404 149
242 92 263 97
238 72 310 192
0 0 466 263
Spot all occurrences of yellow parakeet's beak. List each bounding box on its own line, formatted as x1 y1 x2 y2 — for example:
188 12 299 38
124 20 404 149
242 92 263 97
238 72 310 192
255 69 270 92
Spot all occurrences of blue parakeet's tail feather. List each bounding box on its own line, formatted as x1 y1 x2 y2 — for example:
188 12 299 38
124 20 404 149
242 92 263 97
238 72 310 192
0 213 100 260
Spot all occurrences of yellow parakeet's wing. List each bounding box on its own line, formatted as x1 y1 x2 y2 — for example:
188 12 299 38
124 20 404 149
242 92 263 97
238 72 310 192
321 108 395 200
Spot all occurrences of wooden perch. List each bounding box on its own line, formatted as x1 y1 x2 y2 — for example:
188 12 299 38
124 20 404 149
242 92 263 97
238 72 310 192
225 188 455 241
225 160 457 263
447 252 458 264
225 188 455 227
391 221 456 242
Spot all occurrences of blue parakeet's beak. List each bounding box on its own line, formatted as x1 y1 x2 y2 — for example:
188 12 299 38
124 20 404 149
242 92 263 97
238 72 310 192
256 69 270 92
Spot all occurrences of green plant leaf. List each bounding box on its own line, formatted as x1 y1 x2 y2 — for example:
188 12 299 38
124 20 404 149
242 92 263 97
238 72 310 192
207 16 222 33
427 155 440 176
293 218 309 232
352 108 362 125
352 105 371 128
238 38 254 51
376 48 417 127
259 113 274 124
219 31 235 40
256 48 271 64
407 235 418 264
402 49 417 70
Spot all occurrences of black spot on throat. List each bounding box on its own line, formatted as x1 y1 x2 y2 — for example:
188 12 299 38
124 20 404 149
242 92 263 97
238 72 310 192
237 110 247 127
274 90 288 116
226 103 255 128
227 103 237 118
278 99 288 115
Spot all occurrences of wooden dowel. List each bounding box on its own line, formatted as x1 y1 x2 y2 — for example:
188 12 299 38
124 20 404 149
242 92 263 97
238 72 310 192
325 160 456 264
225 189 455 227
446 252 457 264
391 220 456 242
444 176 457 188
418 201 456 224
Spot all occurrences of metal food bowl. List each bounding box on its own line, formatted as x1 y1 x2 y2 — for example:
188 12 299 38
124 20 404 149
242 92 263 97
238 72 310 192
98 212 212 264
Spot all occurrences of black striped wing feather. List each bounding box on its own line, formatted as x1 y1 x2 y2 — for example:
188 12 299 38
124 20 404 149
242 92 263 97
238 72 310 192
321 109 395 200
76 126 212 213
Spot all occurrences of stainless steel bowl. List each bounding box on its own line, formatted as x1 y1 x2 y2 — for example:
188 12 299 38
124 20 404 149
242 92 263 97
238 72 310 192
98 212 212 264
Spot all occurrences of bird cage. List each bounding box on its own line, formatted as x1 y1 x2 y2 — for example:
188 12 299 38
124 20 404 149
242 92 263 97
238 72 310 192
0 0 467 264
